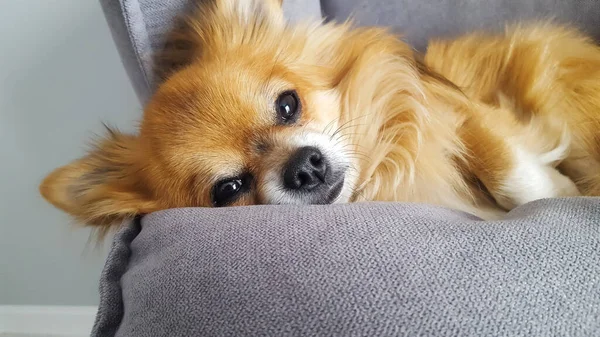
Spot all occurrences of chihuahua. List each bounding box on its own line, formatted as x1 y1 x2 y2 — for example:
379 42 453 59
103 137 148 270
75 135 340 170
41 0 600 228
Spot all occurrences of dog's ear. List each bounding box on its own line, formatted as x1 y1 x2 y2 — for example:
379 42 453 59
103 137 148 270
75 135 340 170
39 129 159 229
213 0 285 25
155 0 285 79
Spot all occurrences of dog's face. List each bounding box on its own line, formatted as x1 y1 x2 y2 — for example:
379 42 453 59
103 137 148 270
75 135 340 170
40 0 360 227
145 49 355 208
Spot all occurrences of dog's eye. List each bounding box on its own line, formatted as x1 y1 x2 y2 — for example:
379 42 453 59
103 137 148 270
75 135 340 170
276 90 301 124
212 176 249 207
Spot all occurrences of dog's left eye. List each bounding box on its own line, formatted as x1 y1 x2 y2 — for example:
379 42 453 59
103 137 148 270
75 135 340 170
276 90 301 124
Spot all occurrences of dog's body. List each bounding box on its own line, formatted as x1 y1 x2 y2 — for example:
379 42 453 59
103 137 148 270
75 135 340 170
40 0 600 227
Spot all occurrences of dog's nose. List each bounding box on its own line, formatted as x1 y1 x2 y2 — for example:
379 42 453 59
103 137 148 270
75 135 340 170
283 146 327 191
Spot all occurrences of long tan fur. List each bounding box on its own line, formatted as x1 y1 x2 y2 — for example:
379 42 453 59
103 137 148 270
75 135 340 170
40 0 599 228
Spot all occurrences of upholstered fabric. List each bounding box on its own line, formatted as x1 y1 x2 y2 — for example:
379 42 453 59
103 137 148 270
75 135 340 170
322 0 600 50
93 199 600 336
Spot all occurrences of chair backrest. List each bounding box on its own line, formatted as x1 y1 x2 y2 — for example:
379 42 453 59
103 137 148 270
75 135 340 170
321 0 600 50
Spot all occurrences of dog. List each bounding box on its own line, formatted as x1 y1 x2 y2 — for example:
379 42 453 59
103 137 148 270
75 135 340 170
40 0 600 229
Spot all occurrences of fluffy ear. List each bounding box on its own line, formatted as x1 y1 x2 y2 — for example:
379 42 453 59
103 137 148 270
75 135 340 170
39 130 159 229
215 0 284 24
155 0 285 79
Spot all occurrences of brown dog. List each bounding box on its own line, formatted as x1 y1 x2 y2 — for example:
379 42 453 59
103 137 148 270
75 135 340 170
41 0 599 229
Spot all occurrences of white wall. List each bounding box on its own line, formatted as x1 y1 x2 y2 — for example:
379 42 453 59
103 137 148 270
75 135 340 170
0 0 141 305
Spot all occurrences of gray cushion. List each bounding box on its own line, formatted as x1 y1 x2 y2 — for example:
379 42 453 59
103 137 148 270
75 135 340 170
92 199 600 336
322 0 600 50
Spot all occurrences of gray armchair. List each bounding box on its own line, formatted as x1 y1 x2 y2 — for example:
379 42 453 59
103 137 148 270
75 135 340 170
93 1 600 336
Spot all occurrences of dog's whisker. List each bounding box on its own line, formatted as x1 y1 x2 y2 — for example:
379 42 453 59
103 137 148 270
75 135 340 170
327 114 371 136
322 117 341 134
330 122 369 140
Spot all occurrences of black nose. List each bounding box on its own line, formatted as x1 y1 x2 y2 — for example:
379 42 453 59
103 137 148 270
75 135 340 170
283 146 327 191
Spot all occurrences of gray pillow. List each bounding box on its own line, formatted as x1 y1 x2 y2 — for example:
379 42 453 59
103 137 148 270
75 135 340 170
92 198 600 337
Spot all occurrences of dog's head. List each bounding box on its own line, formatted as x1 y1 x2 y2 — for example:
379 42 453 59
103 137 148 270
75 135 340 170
41 0 363 227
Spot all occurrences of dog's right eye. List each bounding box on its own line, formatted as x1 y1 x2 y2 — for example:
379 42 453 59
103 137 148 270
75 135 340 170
276 90 301 124
212 176 250 207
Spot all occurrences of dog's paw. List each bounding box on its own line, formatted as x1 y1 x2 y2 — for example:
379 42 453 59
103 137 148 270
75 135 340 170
494 149 580 210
